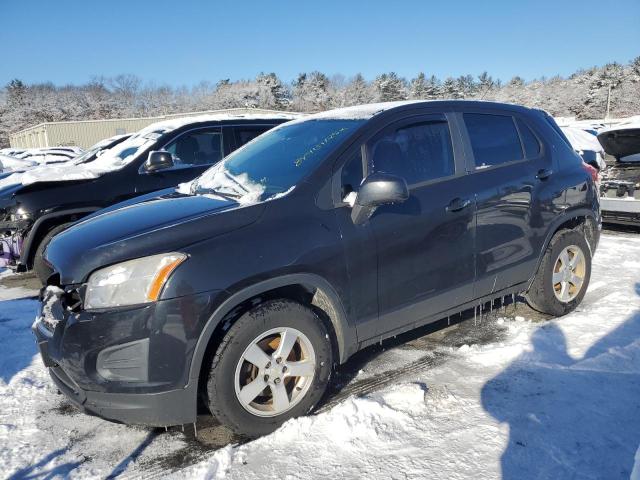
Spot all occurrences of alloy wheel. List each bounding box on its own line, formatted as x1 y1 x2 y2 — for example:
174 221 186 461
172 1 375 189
234 327 316 417
552 244 586 303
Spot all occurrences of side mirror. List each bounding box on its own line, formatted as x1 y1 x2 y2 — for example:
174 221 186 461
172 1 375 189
351 172 409 225
144 150 174 173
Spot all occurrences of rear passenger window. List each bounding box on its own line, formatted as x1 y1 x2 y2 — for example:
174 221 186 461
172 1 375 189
235 127 271 147
370 120 455 185
516 118 541 158
464 114 523 168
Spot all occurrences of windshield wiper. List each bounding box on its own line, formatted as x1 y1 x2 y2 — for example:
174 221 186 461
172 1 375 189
223 171 250 193
194 186 242 200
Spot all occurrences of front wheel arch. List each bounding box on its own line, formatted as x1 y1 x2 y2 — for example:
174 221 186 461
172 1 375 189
189 274 357 411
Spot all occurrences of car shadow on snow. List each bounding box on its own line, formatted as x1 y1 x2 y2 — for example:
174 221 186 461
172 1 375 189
481 288 640 479
0 297 39 383
8 445 85 480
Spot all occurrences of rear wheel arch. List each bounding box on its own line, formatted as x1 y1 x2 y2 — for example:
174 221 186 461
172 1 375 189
530 210 599 286
190 274 356 407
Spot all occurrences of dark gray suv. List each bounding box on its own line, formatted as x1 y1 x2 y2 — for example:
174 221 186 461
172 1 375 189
33 100 600 437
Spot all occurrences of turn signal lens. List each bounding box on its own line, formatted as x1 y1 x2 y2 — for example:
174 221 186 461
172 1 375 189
147 256 186 301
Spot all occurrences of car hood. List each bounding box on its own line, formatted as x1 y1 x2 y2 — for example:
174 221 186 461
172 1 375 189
598 125 640 159
45 190 266 284
0 182 24 200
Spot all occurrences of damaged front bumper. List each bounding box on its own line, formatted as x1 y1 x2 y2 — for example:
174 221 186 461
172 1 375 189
31 284 220 427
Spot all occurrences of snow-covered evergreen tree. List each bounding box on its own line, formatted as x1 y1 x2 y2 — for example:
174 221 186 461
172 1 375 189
373 72 407 102
256 73 291 110
409 73 428 99
292 71 331 111
441 77 461 99
341 73 373 106
1 59 640 148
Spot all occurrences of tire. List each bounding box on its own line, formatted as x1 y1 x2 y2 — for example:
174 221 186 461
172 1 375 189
206 299 333 437
525 229 592 316
33 223 73 285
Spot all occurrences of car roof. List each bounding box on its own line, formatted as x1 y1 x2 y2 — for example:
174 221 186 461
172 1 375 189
296 100 537 123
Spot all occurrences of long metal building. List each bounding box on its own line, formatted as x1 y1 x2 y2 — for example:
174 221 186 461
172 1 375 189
9 108 293 148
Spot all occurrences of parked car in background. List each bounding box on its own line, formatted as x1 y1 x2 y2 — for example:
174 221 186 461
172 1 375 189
597 121 640 226
0 154 38 175
68 133 132 166
34 100 600 437
0 112 298 280
12 147 83 165
561 126 606 170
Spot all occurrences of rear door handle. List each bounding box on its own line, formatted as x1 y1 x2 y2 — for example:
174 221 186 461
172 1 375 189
536 169 553 180
446 197 472 212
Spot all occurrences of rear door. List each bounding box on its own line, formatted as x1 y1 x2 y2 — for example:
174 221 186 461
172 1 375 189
458 110 555 297
231 125 275 150
365 114 477 337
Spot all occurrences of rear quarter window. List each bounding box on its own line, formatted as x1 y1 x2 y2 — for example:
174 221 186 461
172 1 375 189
464 113 524 168
516 118 541 158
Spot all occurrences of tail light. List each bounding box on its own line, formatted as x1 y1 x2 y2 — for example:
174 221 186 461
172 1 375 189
582 162 600 184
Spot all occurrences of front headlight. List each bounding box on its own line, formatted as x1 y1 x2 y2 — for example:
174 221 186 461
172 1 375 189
9 208 30 221
85 252 187 309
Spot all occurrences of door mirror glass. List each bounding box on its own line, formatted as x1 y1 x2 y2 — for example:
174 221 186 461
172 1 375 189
144 150 174 172
351 173 409 225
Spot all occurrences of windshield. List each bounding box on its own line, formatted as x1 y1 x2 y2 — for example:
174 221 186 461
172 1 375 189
73 146 102 165
88 132 162 171
192 119 364 202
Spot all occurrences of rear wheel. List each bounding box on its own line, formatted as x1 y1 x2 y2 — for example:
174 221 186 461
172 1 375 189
206 299 333 437
33 223 73 285
526 229 592 316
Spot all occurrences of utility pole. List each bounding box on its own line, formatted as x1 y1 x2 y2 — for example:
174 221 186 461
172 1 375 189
605 83 612 123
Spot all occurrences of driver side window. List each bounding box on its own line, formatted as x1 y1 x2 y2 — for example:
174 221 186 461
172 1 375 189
165 130 224 168
341 148 364 202
369 120 455 185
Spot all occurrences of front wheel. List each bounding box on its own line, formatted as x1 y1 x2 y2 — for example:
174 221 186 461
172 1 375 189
33 223 73 285
206 300 333 437
526 229 592 316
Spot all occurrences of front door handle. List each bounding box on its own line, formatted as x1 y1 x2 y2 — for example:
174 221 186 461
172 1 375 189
536 169 553 180
446 197 472 212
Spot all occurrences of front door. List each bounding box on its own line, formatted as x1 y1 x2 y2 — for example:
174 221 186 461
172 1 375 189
366 114 476 337
136 127 225 194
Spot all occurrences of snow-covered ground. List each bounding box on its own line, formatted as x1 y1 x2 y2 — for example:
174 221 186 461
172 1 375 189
1 231 639 479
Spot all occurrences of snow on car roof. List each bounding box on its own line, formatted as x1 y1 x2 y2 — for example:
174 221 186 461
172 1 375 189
560 126 603 153
91 133 132 149
137 111 301 135
0 154 38 173
299 101 424 121
599 118 640 134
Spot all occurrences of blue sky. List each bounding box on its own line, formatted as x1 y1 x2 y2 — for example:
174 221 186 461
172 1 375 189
1 0 638 87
